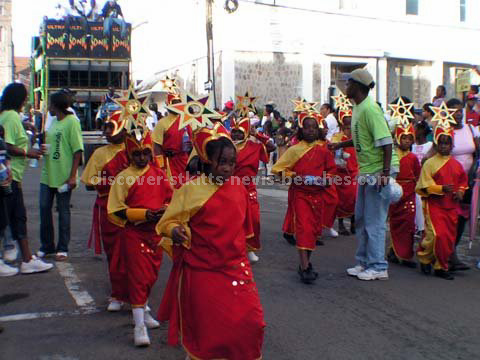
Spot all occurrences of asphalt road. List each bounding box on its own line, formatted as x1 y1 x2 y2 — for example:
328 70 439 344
1 165 480 360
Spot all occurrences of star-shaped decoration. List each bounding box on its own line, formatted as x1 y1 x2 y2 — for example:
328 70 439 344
160 75 179 94
167 93 223 131
114 84 151 133
430 102 457 128
291 98 318 112
388 97 415 127
331 91 353 111
236 91 257 117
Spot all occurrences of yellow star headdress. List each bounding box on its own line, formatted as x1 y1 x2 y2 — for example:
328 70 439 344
331 91 353 111
388 97 415 127
236 91 257 118
114 84 150 135
160 75 179 94
167 93 223 131
430 102 457 128
291 98 318 112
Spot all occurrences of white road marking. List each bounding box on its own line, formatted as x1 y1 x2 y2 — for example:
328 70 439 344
0 308 100 322
55 261 96 310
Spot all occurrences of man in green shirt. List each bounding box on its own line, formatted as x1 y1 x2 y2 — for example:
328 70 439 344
331 68 399 281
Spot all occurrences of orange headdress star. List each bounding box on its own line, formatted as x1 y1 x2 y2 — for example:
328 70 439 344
331 91 352 111
230 116 251 140
292 98 318 113
160 75 178 94
236 91 257 118
430 101 457 144
167 93 222 131
105 110 126 136
388 97 415 127
193 123 234 163
298 111 324 128
114 84 150 134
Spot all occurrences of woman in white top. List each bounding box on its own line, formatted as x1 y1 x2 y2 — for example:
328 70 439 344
448 98 479 271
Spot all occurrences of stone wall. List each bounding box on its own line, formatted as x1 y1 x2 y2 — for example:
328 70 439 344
386 59 432 108
233 51 303 118
312 63 322 105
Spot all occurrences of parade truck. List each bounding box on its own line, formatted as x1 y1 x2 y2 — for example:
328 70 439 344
30 17 132 160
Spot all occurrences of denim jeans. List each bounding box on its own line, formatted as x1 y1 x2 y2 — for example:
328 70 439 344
39 184 72 254
354 175 394 271
103 17 127 39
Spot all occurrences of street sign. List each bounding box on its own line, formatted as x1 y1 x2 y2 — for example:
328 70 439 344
456 69 471 93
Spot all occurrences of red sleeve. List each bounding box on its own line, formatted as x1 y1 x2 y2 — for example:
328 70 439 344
243 187 254 239
412 154 421 181
324 147 337 177
257 142 269 164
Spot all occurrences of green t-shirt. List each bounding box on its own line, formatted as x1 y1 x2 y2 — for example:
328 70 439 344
351 96 399 174
0 110 29 182
41 114 84 188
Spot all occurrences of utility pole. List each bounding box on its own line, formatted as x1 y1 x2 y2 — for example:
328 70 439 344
205 0 216 108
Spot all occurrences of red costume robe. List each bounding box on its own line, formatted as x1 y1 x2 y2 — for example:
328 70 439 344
157 174 265 360
81 143 129 302
152 113 193 189
108 164 173 307
272 141 336 250
234 139 269 251
416 154 468 270
388 149 421 260
333 134 358 218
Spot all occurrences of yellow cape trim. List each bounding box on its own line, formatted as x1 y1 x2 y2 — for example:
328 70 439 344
272 140 322 177
156 174 221 258
152 113 179 146
107 165 150 227
80 143 125 187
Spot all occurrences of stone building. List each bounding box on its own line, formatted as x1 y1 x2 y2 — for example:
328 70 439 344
0 0 14 93
137 0 480 116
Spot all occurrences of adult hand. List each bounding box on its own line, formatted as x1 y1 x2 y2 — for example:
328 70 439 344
453 191 464 202
0 169 12 187
26 148 43 159
172 226 189 245
66 176 77 190
442 184 454 193
146 208 166 222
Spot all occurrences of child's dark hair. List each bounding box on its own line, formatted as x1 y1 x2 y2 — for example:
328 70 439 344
446 98 463 108
50 91 73 116
415 120 432 136
200 137 236 174
422 103 434 116
0 83 27 112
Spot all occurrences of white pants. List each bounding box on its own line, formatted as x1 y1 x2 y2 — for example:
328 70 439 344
415 194 424 232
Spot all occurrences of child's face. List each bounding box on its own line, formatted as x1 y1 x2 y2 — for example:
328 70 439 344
342 117 352 137
104 124 125 144
399 134 414 151
437 135 453 156
131 148 152 168
302 118 319 143
231 129 245 142
211 146 236 181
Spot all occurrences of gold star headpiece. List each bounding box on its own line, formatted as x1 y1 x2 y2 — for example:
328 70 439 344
160 75 179 94
114 84 150 136
388 97 415 127
236 91 257 118
291 98 318 112
430 102 457 128
331 91 353 111
167 93 223 131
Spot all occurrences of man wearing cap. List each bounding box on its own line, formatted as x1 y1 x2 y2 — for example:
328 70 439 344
465 93 479 127
331 68 399 281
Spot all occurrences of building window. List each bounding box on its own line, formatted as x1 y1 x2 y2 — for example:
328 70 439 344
460 0 466 22
406 0 418 15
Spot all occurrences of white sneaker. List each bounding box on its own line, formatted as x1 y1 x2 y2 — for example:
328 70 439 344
144 311 160 329
357 268 389 281
324 228 339 238
247 251 259 263
134 325 150 347
36 250 46 258
107 300 123 312
346 265 365 277
3 244 18 262
0 259 18 277
20 256 54 274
